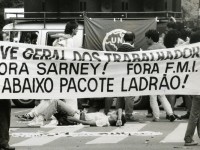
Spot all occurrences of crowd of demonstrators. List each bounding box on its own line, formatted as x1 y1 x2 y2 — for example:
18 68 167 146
0 32 15 150
10 18 200 146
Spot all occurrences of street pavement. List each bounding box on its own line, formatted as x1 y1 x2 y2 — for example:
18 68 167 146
9 107 200 150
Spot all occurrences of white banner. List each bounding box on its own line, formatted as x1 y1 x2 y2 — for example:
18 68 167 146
0 41 200 99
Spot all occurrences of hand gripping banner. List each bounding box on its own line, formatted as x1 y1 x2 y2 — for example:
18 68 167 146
0 41 200 99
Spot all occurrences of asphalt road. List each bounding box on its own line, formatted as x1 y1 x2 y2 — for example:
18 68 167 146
9 107 200 150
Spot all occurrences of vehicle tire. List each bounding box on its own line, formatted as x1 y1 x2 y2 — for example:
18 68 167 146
12 99 35 108
133 96 149 110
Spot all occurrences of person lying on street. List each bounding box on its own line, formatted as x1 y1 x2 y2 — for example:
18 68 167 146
27 99 126 127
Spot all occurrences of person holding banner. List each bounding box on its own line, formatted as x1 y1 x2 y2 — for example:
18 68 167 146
0 33 15 150
184 30 200 146
145 29 176 122
164 29 184 120
51 20 78 48
116 31 138 122
17 21 80 124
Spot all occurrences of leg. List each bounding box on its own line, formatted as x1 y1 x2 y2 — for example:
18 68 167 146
149 95 160 119
0 100 11 147
166 95 176 111
104 97 113 115
184 97 200 143
40 100 77 120
181 95 192 119
31 100 53 116
158 95 173 116
124 96 134 116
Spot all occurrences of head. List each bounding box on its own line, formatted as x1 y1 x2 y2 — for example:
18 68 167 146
108 111 126 126
0 31 9 41
145 29 159 45
123 31 135 45
190 30 200 44
166 22 176 33
179 29 191 42
164 29 179 48
64 20 79 36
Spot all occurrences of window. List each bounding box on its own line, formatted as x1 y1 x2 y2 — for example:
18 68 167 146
19 31 38 44
122 0 128 11
10 31 19 43
80 1 87 11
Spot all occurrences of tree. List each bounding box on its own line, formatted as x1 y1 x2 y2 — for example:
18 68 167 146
182 0 199 21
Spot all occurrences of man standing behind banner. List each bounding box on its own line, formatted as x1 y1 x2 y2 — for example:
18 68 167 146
21 21 80 126
116 32 139 124
51 20 79 110
0 32 15 150
184 30 200 146
145 29 176 122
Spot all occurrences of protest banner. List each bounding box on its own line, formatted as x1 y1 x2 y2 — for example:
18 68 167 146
0 41 200 99
84 17 156 51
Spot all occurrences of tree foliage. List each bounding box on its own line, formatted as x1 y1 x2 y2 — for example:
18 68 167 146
182 0 199 21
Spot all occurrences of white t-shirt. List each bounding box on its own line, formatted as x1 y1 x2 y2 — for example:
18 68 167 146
85 112 110 127
53 34 73 48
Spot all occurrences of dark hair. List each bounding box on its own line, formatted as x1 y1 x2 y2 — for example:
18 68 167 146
190 31 200 44
124 32 135 42
179 29 191 42
164 29 179 48
64 21 78 35
167 22 176 30
145 29 159 42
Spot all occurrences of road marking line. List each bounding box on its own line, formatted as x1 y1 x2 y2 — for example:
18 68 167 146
86 124 146 144
10 128 19 132
14 109 31 114
11 125 84 146
160 123 197 143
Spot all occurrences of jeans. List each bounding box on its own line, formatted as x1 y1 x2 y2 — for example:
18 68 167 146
184 96 200 143
150 95 173 119
0 100 11 147
116 96 134 115
40 100 79 120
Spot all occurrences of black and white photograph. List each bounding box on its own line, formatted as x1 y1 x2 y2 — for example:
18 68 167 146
0 0 200 150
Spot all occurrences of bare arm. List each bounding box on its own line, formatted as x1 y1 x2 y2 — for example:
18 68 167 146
67 116 96 126
50 33 71 39
116 108 123 127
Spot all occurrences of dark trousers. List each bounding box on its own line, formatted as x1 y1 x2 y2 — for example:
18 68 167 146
0 100 11 147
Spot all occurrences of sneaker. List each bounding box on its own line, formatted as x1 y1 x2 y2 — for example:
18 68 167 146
184 141 198 146
169 115 176 122
181 113 190 119
16 114 34 121
28 116 44 127
152 118 159 122
174 114 182 120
